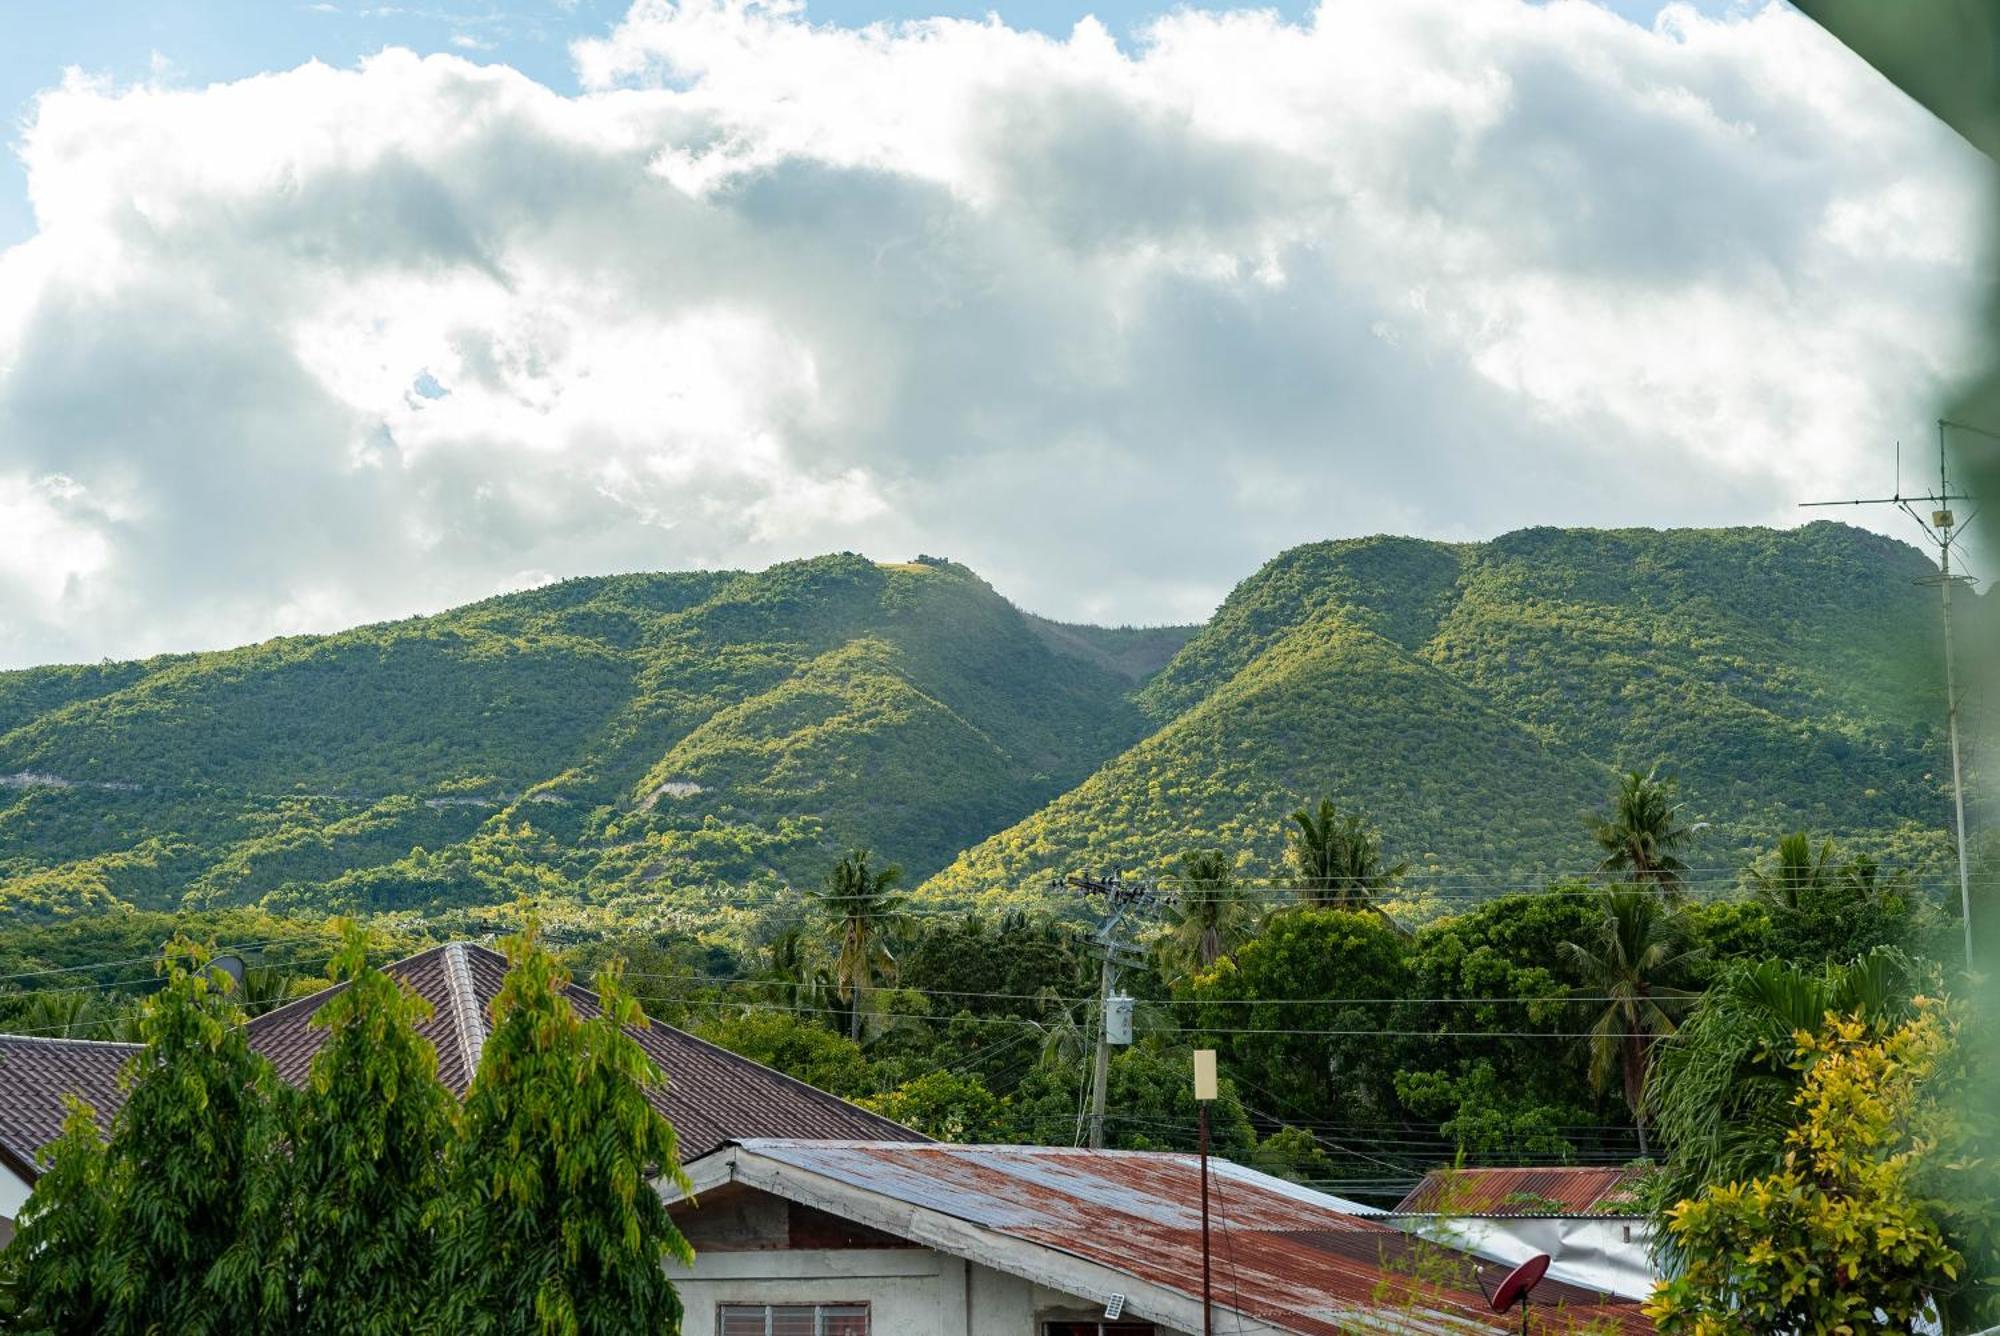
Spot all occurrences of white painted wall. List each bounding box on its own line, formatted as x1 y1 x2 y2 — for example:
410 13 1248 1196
669 1246 1194 1336
0 1162 30 1248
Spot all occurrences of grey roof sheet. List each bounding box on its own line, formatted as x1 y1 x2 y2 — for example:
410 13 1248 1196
0 1035 139 1179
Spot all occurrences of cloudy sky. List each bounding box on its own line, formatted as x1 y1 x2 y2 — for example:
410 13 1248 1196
0 0 1991 668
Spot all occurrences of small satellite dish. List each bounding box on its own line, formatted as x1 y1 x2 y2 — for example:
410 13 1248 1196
209 954 247 993
1490 1252 1551 1315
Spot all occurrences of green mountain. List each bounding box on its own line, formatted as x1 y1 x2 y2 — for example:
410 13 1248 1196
0 555 1163 916
0 524 1965 920
924 523 1961 900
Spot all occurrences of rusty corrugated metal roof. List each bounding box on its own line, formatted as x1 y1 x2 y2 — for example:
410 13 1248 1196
1393 1167 1648 1218
730 1140 1654 1335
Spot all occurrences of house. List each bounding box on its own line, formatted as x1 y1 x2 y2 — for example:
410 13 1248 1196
1389 1167 1655 1302
0 941 922 1244
663 1139 1655 1335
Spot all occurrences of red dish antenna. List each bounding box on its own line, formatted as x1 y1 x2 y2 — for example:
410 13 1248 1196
1489 1253 1550 1313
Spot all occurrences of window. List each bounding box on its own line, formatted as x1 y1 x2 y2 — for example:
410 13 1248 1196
1042 1325 1156 1336
717 1303 869 1336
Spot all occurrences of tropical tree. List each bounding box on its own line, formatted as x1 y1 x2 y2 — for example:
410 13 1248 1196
96 937 289 1331
1160 848 1256 972
809 849 908 1041
440 928 694 1335
287 923 458 1334
1591 766 1698 892
0 1100 112 1333
1560 889 1702 1155
1286 798 1408 907
1646 1004 1969 1334
1746 832 1915 962
1646 948 1916 1221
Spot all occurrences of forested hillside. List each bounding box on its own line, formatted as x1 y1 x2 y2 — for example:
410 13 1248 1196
0 523 1966 921
924 523 1961 900
0 555 1160 916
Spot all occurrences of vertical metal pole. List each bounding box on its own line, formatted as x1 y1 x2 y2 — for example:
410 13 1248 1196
1199 1101 1212 1336
1089 953 1113 1150
1939 425 1975 967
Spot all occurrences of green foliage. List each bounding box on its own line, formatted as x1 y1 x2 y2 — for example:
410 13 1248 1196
691 1009 875 1099
809 849 907 1040
1286 798 1408 906
1157 848 1256 971
1646 949 1920 1227
1647 1005 1972 1334
288 923 458 1334
1560 889 1703 1151
98 938 289 1332
864 1070 1008 1142
440 929 693 1336
928 523 1958 901
0 1100 112 1334
1745 832 1919 963
1184 908 1410 1123
1591 766 1696 890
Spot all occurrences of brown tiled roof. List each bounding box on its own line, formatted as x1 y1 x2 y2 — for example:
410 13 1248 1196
1393 1166 1648 1217
0 943 920 1185
0 1035 139 1181
243 942 923 1160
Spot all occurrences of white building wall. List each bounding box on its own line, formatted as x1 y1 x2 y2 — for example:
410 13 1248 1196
670 1246 1193 1336
0 1163 31 1248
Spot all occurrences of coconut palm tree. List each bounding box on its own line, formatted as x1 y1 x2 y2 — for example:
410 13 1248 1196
1590 766 1699 893
808 849 908 1041
1160 849 1255 972
1561 888 1704 1155
1286 798 1408 907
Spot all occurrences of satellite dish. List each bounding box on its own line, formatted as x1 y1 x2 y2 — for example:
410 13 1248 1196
1490 1253 1551 1317
209 954 247 993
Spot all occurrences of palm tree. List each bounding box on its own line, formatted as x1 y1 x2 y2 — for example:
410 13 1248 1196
1560 888 1704 1155
1590 766 1698 893
808 849 908 1041
1286 798 1408 907
1160 849 1255 972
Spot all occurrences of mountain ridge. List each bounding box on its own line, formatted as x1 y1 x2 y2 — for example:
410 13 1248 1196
0 523 1966 920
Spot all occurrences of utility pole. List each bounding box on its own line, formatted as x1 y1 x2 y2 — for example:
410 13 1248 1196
1193 1048 1217 1336
1802 420 1981 965
1054 871 1154 1149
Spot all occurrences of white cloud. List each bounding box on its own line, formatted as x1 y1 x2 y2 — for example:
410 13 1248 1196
0 0 1989 666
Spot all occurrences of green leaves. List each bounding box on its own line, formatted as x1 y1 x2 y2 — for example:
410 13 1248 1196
441 928 692 1336
289 922 457 1335
2 929 697 1336
1646 1004 1973 1334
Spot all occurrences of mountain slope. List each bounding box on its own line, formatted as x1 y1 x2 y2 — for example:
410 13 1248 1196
0 524 1962 921
0 555 1149 914
924 523 1959 900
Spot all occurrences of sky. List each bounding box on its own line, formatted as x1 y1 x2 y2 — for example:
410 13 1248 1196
0 0 1991 667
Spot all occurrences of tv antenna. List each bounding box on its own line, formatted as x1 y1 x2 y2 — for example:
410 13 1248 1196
1802 419 1985 966
1051 871 1156 1148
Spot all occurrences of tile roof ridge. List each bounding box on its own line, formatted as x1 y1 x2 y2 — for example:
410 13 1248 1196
0 1032 143 1049
442 942 488 1080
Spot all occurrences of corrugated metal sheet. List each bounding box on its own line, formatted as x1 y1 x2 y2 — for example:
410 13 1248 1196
1394 1167 1647 1218
734 1141 1655 1335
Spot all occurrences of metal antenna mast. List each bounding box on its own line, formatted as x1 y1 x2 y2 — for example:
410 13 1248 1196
1802 419 1982 964
1053 871 1155 1149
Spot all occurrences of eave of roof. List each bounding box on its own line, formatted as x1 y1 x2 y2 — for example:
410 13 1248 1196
674 1140 1653 1336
